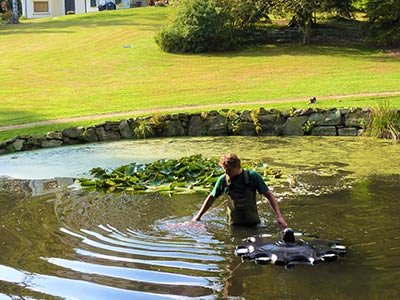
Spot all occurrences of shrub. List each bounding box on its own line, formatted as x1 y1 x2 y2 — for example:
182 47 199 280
155 0 236 53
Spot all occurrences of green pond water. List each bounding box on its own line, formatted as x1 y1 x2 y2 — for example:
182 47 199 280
0 136 399 300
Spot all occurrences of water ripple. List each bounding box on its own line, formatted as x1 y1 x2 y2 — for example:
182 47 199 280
74 248 220 272
0 263 214 300
60 227 224 262
51 224 225 299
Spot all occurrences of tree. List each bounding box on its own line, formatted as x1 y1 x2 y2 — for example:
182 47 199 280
270 0 357 44
270 0 314 44
365 0 400 47
11 0 18 23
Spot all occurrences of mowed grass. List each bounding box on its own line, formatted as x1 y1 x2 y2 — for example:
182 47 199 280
1 7 400 135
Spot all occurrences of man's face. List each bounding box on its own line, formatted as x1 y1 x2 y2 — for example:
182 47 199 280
222 165 240 177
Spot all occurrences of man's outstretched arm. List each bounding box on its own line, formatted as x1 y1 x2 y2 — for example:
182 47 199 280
192 193 216 221
264 190 288 228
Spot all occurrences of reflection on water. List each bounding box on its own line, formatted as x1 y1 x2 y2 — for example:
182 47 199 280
0 137 399 299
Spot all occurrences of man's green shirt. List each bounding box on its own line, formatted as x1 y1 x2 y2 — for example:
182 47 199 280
211 169 269 198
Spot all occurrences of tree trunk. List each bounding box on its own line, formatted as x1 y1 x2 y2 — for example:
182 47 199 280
12 0 19 24
301 18 312 44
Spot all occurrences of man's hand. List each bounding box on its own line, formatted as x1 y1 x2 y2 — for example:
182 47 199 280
277 216 288 228
191 215 201 222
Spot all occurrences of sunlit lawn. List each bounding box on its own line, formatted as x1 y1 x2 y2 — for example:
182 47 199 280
0 7 400 139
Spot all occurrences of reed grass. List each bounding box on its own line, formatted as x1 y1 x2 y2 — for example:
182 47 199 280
366 101 400 142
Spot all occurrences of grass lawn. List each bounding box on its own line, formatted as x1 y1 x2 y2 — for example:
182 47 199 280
0 7 400 141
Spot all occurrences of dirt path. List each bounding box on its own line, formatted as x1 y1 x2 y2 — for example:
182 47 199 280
1 91 400 132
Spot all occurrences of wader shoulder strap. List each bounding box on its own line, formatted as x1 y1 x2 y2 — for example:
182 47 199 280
225 170 251 188
243 170 250 186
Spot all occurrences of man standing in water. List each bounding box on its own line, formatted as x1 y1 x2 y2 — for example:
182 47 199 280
192 153 287 227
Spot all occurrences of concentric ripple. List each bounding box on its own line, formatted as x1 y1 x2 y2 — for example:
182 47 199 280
39 223 225 299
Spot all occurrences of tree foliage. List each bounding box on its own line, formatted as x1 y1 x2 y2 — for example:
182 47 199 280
1 0 21 23
365 0 400 47
276 0 314 44
269 0 355 44
156 0 399 53
156 0 274 52
221 0 270 29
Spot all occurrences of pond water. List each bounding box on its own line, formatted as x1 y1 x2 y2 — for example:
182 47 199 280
0 136 399 300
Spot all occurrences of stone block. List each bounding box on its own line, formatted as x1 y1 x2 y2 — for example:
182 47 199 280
311 126 337 136
338 127 358 136
345 108 370 128
240 122 256 136
321 110 342 126
42 140 63 148
308 112 324 124
103 121 120 131
62 127 84 139
95 126 108 141
85 127 99 142
283 116 308 136
95 123 121 140
163 120 185 137
119 120 133 139
240 110 253 122
46 131 63 140
207 115 227 136
188 115 206 136
12 139 25 151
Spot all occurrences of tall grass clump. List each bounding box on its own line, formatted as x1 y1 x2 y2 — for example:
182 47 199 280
366 101 400 142
133 119 154 139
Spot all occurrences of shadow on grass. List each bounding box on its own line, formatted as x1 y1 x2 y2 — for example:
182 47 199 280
196 18 400 62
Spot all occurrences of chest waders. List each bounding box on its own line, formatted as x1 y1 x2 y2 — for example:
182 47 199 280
226 170 260 226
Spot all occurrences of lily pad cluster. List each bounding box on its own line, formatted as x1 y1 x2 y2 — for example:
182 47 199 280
79 154 281 194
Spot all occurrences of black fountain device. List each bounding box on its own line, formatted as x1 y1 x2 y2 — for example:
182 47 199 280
234 228 346 269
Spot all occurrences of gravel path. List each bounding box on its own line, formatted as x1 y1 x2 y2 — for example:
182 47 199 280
1 91 400 132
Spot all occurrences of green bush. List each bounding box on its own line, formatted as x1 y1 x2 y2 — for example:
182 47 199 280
155 0 236 53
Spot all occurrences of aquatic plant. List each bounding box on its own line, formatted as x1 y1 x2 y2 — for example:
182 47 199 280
366 101 400 142
79 154 282 194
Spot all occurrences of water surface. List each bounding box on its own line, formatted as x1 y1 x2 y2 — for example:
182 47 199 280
0 136 399 299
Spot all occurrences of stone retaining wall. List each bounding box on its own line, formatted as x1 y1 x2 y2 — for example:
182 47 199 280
0 107 371 155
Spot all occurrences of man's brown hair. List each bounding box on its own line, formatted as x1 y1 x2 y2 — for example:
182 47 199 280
219 153 241 169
